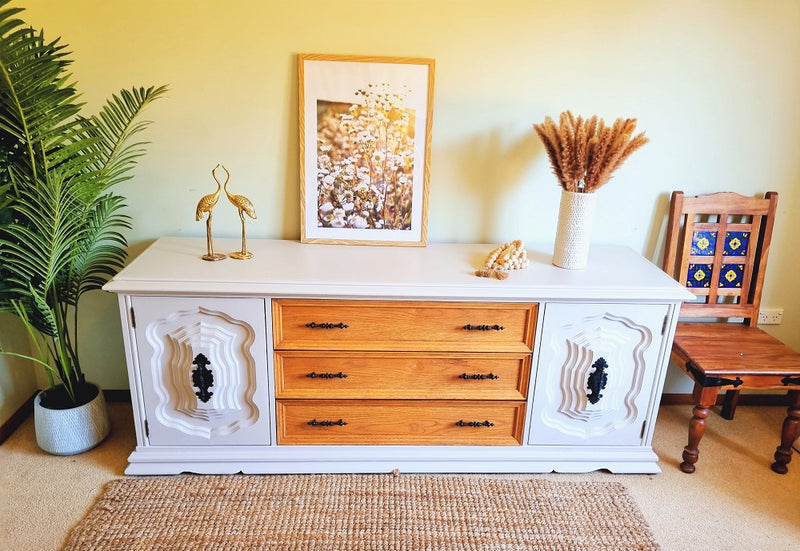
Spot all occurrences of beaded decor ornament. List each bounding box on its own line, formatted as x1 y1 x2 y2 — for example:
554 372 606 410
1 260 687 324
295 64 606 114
476 240 530 280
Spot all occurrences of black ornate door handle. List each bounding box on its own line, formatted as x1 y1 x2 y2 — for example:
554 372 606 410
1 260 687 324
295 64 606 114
305 322 349 329
587 357 608 405
459 373 499 380
307 419 348 427
455 420 495 427
306 371 348 379
463 324 504 331
191 353 214 403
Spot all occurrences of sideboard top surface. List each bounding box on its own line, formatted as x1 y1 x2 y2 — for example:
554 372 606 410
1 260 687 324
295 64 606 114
103 237 692 302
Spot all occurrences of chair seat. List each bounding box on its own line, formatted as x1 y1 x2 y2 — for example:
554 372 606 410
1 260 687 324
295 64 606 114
673 322 800 386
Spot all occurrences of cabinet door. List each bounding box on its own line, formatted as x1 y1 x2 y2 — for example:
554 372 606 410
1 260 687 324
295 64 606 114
131 297 270 446
528 303 668 446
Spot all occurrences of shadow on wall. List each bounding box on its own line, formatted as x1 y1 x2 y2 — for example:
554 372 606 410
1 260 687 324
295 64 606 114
644 192 672 265
0 313 39 423
281 52 301 241
433 126 542 243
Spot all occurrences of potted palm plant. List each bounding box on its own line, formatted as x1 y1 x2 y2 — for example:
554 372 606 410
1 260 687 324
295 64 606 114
0 2 166 454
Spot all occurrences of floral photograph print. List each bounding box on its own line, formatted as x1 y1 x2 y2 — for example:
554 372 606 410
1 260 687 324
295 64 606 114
299 54 434 245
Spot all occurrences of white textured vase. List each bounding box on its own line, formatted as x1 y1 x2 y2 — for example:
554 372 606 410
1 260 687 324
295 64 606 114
34 384 110 455
552 189 597 270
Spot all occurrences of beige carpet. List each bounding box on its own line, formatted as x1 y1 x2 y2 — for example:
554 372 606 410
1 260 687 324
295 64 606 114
2 403 799 550
60 474 659 550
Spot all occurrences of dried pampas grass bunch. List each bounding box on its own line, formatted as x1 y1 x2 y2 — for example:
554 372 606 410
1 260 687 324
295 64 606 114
533 111 649 193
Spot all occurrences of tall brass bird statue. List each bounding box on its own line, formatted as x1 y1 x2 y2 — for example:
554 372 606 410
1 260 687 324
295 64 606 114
221 165 257 259
195 164 227 261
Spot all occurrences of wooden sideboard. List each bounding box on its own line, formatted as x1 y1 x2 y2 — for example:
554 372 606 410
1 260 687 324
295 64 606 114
103 237 692 475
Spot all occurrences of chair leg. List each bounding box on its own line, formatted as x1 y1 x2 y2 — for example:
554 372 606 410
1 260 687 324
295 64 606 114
721 389 740 420
681 385 719 473
771 390 800 474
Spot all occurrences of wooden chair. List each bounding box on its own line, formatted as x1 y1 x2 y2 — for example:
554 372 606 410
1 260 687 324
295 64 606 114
662 191 800 474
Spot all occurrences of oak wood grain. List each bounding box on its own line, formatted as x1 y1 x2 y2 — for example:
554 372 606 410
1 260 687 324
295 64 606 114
273 299 537 352
275 351 530 400
276 399 526 446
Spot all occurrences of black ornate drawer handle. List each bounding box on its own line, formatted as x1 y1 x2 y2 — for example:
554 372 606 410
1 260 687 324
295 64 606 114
455 420 495 427
308 419 348 427
781 376 800 386
306 371 348 379
463 324 504 331
305 322 349 329
459 373 499 380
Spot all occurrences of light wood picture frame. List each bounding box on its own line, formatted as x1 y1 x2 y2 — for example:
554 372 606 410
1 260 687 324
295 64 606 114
299 54 434 245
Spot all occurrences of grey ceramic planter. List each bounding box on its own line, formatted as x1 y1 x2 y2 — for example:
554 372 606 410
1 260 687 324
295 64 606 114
33 384 111 455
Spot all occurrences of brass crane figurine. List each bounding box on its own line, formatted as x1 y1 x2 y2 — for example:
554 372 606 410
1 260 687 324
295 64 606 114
195 164 227 261
221 165 257 259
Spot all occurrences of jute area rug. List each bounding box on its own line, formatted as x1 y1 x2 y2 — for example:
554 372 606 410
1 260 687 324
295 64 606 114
61 474 660 551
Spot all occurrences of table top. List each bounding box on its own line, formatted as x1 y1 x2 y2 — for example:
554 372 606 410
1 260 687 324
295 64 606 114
103 237 693 302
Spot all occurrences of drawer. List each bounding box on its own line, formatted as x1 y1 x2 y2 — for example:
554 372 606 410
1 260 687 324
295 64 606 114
274 351 531 400
276 400 526 445
272 300 537 352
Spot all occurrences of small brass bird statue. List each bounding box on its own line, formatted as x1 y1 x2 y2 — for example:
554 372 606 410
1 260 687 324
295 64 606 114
221 165 256 259
195 164 227 261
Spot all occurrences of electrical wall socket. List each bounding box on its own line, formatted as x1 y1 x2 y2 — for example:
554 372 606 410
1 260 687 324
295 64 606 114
758 308 784 325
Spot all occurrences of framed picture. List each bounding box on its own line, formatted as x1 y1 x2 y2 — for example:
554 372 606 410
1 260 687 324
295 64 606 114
299 54 434 245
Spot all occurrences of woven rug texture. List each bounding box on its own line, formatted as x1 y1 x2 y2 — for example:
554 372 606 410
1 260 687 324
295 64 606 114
61 474 660 551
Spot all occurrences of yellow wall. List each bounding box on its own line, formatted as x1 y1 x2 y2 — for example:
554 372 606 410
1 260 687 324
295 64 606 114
2 0 799 414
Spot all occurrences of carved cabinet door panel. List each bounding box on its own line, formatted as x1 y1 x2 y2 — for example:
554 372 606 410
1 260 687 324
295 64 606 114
131 297 270 446
528 303 668 446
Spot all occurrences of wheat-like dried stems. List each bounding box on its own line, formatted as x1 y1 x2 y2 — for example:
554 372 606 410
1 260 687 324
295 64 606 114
574 115 589 190
584 120 613 192
534 110 648 193
534 111 594 192
613 131 649 173
558 112 577 190
589 118 648 190
583 115 599 143
590 118 631 189
533 117 565 188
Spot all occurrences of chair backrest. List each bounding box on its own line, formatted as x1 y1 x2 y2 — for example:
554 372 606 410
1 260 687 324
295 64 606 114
662 191 778 324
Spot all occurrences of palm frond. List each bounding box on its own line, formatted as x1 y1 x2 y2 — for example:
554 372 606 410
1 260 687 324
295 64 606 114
0 181 12 212
67 192 132 303
0 170 88 327
79 85 168 194
0 1 166 402
0 4 83 189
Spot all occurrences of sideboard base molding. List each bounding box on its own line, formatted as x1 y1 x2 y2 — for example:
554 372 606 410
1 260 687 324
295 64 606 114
125 445 662 475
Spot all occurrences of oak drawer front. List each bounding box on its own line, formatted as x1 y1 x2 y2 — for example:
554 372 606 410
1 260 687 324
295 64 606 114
276 400 526 445
272 300 537 352
275 351 531 400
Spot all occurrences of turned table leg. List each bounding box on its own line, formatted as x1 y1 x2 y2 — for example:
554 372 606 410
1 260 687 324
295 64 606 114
771 390 800 474
681 385 719 474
